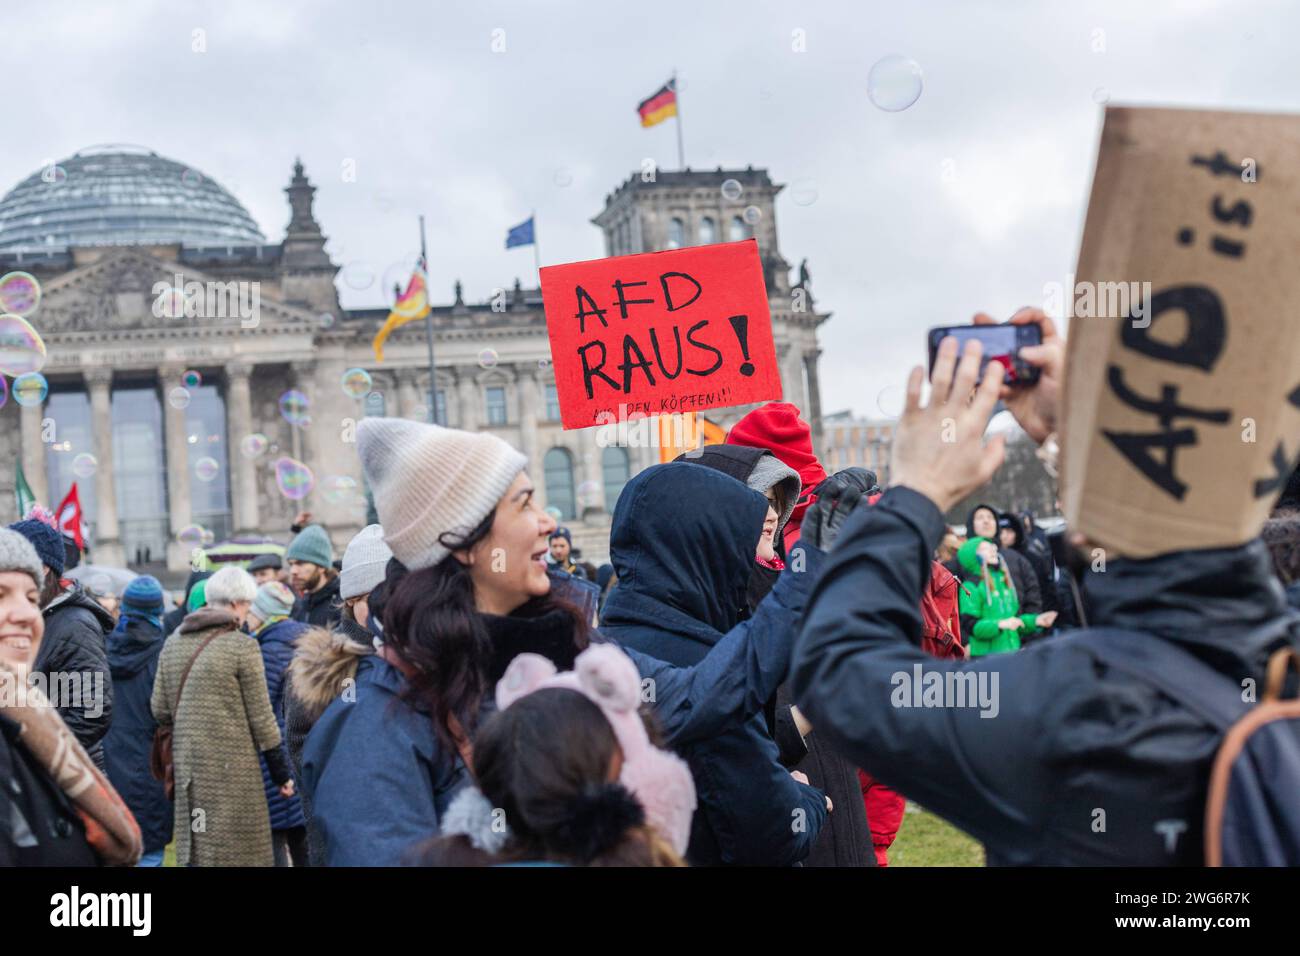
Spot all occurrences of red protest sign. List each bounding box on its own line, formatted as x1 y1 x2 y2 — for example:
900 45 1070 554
539 239 781 429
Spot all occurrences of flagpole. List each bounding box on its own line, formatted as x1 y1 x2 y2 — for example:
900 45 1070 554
531 209 540 280
419 214 440 425
673 68 686 169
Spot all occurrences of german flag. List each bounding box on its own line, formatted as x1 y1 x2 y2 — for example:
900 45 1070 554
638 80 678 128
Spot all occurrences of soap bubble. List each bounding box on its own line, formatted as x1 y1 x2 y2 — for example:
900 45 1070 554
553 168 574 188
318 312 336 329
167 387 191 410
0 272 41 316
41 165 68 185
275 457 315 500
537 357 552 370
156 286 188 319
743 205 762 225
177 524 206 547
789 179 819 207
181 168 203 189
342 262 375 291
720 179 743 201
321 474 358 504
341 367 372 399
477 348 499 370
13 372 47 406
239 433 269 459
577 480 601 509
1092 86 1110 104
72 453 98 478
544 506 563 522
867 54 924 112
876 384 905 419
182 369 202 388
279 390 310 426
0 314 47 376
194 457 220 482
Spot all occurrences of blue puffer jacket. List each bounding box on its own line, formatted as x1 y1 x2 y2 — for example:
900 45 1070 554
256 618 308 831
102 615 173 855
600 463 829 866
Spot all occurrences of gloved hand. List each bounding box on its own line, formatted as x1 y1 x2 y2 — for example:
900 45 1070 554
799 468 876 550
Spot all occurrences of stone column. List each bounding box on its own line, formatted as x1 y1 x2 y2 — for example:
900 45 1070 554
456 369 480 432
84 368 124 566
579 442 605 515
162 366 194 572
517 368 541 473
803 349 825 449
290 361 316 466
227 362 260 535
20 401 49 510
396 371 422 420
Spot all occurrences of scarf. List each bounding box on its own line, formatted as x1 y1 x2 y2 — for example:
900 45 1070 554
0 658 143 865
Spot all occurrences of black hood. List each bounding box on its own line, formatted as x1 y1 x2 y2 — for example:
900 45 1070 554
997 512 1025 550
602 462 767 649
965 502 1000 540
1084 538 1299 677
675 444 802 535
107 616 164 678
46 585 115 632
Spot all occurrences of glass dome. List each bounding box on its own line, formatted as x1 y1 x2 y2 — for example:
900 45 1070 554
0 145 266 252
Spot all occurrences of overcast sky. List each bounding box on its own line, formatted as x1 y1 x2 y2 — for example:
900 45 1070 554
8 0 1295 419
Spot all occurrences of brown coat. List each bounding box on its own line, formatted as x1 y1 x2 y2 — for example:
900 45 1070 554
151 607 281 866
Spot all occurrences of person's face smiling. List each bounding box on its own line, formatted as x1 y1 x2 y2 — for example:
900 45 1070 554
0 571 43 667
463 472 558 616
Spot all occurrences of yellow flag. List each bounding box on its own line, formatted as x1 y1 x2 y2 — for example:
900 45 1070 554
372 262 432 362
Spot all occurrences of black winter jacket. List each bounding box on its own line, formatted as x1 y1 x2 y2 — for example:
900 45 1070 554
34 588 114 774
102 615 173 854
291 577 342 629
0 713 98 866
792 486 1300 865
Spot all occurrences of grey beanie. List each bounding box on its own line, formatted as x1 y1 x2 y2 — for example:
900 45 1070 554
746 454 801 534
286 524 334 568
340 524 393 600
0 528 46 588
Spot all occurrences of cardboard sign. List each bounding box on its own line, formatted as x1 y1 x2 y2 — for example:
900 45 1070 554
539 239 781 429
1062 106 1300 559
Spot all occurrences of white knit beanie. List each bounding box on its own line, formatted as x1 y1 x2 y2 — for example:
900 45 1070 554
356 418 528 570
340 524 394 599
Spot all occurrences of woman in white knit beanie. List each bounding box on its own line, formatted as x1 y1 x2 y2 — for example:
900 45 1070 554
300 418 834 867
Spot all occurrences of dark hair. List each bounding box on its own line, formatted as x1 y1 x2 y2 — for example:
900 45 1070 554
419 688 681 867
39 569 62 608
380 508 590 754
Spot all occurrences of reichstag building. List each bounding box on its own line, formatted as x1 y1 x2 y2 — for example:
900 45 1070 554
0 146 829 575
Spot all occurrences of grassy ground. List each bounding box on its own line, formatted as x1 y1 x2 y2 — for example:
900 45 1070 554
887 803 985 867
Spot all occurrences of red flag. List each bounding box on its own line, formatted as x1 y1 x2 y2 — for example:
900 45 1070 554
56 484 85 550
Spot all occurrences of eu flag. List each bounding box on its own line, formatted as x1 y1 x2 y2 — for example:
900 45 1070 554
506 216 535 249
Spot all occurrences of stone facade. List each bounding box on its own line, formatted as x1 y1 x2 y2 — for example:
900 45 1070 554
1 155 829 577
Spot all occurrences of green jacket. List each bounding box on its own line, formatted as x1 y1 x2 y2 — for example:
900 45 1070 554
956 537 1038 656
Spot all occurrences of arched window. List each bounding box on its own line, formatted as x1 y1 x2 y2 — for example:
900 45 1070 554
699 216 717 245
544 447 576 520
729 215 747 241
667 217 685 249
602 446 630 513
364 390 386 418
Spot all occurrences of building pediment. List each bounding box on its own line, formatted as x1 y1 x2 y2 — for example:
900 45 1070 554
31 247 319 336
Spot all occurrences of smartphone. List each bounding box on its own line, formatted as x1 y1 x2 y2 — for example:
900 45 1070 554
927 322 1042 385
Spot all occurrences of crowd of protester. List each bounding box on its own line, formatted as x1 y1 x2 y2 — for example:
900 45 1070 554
2 307 1299 868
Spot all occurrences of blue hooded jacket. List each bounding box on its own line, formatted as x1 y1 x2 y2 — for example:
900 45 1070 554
600 463 829 865
255 617 309 831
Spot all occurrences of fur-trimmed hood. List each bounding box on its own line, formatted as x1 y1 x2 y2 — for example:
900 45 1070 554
286 621 374 722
